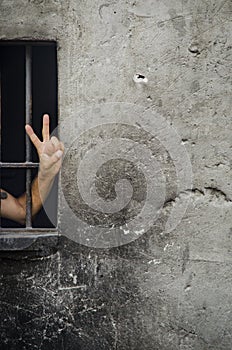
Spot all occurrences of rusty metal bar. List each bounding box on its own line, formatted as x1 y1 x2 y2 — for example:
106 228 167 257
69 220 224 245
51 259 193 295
0 162 39 168
25 46 32 228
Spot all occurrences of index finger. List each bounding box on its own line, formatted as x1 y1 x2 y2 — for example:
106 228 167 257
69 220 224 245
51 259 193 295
42 114 50 142
25 124 41 150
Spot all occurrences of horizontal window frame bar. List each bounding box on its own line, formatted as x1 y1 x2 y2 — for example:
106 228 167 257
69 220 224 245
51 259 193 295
0 229 59 239
0 228 58 233
0 162 39 168
0 41 56 47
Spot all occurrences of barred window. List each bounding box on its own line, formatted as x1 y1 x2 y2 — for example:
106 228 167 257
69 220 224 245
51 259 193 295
0 41 58 244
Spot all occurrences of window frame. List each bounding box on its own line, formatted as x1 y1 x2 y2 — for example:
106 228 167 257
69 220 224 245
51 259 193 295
0 40 59 245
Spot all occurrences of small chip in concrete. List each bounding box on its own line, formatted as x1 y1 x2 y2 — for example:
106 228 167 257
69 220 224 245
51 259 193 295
133 74 148 83
188 44 200 55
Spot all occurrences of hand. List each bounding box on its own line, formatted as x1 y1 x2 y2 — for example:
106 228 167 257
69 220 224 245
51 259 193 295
25 114 64 178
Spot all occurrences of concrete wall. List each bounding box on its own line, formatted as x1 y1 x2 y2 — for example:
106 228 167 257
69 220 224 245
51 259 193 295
1 0 232 349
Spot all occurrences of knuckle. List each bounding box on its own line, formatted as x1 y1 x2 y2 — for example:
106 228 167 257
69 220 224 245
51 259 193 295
51 136 58 144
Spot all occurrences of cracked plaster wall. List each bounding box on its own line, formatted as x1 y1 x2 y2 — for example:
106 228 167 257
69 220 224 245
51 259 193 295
0 0 232 349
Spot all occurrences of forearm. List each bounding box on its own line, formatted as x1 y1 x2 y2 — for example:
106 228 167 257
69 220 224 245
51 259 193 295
33 171 55 216
1 172 57 225
18 171 55 221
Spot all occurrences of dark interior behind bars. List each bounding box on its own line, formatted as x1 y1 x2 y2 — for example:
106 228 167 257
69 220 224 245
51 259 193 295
0 43 58 228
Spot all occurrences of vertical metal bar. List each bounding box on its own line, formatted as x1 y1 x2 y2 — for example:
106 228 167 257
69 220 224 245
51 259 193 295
25 46 32 227
0 68 2 228
0 69 2 163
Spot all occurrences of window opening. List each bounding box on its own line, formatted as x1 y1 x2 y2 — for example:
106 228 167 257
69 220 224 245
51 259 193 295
0 41 58 234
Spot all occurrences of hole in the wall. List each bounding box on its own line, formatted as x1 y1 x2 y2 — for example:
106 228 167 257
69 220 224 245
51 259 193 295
133 73 148 84
188 43 200 55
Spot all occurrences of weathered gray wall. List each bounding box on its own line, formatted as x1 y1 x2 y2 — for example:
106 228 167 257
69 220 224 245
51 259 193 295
1 0 232 349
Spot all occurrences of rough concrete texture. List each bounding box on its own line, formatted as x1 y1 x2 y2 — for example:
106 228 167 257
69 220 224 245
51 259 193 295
1 0 232 349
